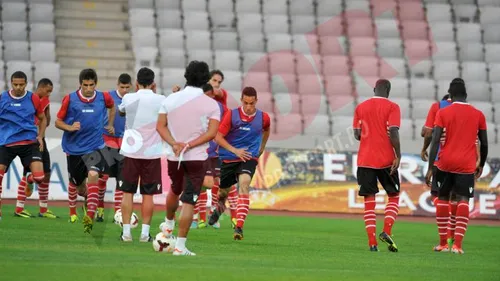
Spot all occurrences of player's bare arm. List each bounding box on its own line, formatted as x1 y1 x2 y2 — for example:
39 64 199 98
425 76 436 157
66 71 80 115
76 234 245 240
45 105 51 127
259 127 270 156
37 112 47 151
55 119 80 132
156 113 185 156
421 129 432 162
215 133 252 161
105 103 116 135
354 129 361 141
476 130 488 179
426 126 443 186
389 127 401 175
186 119 219 149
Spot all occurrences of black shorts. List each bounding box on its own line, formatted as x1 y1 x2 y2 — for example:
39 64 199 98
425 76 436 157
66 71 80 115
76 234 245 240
357 167 401 196
119 157 162 195
205 157 221 178
103 147 124 179
67 149 109 186
0 143 42 169
433 168 475 198
220 159 258 189
23 138 51 175
167 160 207 205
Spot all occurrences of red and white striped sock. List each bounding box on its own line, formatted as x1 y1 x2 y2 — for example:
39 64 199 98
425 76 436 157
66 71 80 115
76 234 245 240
436 199 450 247
383 195 400 235
364 196 377 246
198 190 208 222
210 183 219 214
448 201 458 239
15 176 27 213
236 194 250 228
68 182 78 216
38 181 49 214
98 175 108 208
0 171 4 217
454 201 470 249
228 185 238 220
114 189 123 212
432 195 438 206
86 183 99 219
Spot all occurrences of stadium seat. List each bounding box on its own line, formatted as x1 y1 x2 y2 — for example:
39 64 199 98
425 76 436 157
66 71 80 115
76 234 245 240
352 56 379 77
399 2 425 21
29 23 55 42
400 119 415 139
317 0 343 17
155 0 181 9
293 34 319 54
411 99 436 119
243 71 270 93
183 11 210 31
134 47 158 67
210 11 235 30
303 114 330 136
322 56 349 76
187 50 213 68
208 0 233 13
161 68 185 90
388 78 409 98
129 0 154 8
478 0 500 6
408 59 432 78
330 100 356 117
240 33 266 53
479 6 500 25
453 4 478 22
29 3 53 23
237 13 263 33
220 70 242 91
433 61 460 80
404 39 432 64
289 0 314 16
353 75 378 98
271 73 297 93
431 41 458 61
0 42 3 60
374 19 401 38
156 10 182 29
2 22 28 41
380 58 407 78
30 42 56 62
428 22 455 41
213 31 238 50
274 92 301 114
332 116 353 135
489 63 500 82
255 91 274 113
426 4 452 22
436 80 452 98
410 78 436 100
266 33 292 52
262 0 287 14
317 16 344 36
132 27 157 47
466 81 491 101
181 0 206 11
401 20 429 40
34 61 58 83
461 62 488 82
377 38 404 58
129 9 155 27
319 36 347 56
276 113 303 136
485 44 500 63
269 52 295 75
185 30 211 50
484 25 500 43
214 50 240 71
458 42 484 62
296 55 320 74
235 0 260 13
263 15 289 34
242 52 268 72
492 83 500 102
346 18 374 38
159 48 184 69
349 37 376 56
297 74 323 95
4 41 30 61
345 0 371 14
471 101 493 122
302 95 329 116
324 76 352 98
158 29 183 49
391 98 411 118
487 123 497 143
290 15 316 34
456 23 482 42
6 61 32 82
2 2 27 22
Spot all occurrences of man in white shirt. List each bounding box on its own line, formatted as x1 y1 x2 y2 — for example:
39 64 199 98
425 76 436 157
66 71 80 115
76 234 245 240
117 67 166 242
157 61 221 256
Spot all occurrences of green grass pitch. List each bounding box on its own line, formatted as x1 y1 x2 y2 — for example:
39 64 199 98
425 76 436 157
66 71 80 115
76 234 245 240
0 205 499 281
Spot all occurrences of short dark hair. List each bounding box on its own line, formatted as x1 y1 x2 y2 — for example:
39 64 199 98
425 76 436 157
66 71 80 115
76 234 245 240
449 79 467 99
79 69 98 84
37 78 53 88
11 71 27 82
242 86 257 98
185 61 210 87
441 94 450 100
375 79 391 93
202 83 213 93
136 68 155 87
118 73 132 85
210 69 224 81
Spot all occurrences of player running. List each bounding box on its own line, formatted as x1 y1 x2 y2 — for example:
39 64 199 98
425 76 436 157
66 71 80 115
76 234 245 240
0 71 48 221
425 79 488 254
96 73 132 222
208 86 271 240
353 79 401 252
157 61 221 256
55 69 115 233
14 78 58 219
118 68 165 242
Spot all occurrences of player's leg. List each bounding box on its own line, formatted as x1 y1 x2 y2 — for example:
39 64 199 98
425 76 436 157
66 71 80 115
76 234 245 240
118 157 140 241
113 158 124 214
160 160 185 237
38 139 57 218
81 150 107 233
15 168 31 217
447 192 458 246
430 166 439 206
0 145 18 220
233 160 258 240
228 185 239 228
433 169 453 252
377 168 401 252
138 158 162 242
208 162 239 226
172 160 206 256
197 175 213 229
17 145 44 216
96 174 109 222
357 167 380 251
450 173 475 254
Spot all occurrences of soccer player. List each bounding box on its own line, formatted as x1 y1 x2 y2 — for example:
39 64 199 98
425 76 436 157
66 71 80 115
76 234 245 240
208 86 271 240
353 79 401 252
15 78 58 218
425 79 488 254
118 68 165 242
55 69 115 233
96 73 132 222
157 61 221 255
0 71 48 220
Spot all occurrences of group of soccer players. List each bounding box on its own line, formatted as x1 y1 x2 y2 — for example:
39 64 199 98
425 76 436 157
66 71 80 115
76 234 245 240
354 78 488 254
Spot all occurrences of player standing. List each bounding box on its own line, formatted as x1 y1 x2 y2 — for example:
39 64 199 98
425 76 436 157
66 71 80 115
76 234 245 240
0 71 48 220
353 79 401 252
96 73 132 222
55 69 115 232
425 79 488 254
208 86 271 240
14 78 58 218
118 68 165 242
157 61 221 255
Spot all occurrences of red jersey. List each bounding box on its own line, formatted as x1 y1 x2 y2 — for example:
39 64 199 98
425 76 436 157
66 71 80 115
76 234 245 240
434 102 487 174
214 88 228 107
35 95 50 125
424 102 439 129
353 97 401 169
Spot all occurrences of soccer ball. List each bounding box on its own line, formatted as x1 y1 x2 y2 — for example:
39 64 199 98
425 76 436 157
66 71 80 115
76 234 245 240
152 232 176 253
113 209 139 229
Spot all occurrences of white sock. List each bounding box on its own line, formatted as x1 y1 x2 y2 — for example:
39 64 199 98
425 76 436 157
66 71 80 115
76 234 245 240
165 218 175 230
141 224 150 237
175 237 186 250
192 213 198 220
123 224 131 237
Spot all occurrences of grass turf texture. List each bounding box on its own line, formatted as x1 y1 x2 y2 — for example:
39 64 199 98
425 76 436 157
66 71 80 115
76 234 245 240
0 205 498 281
